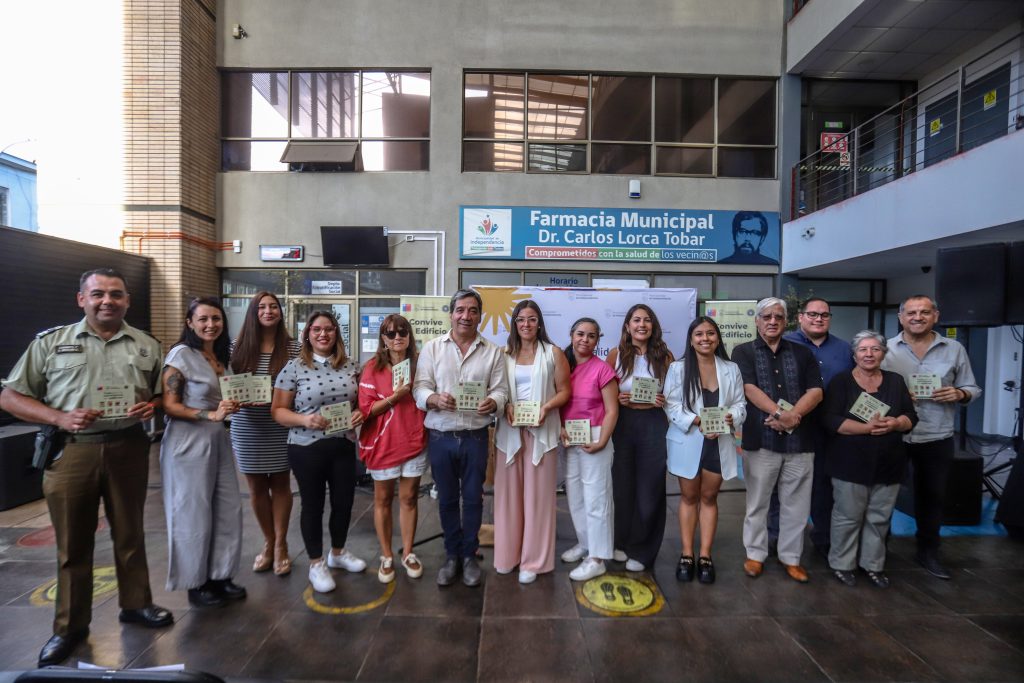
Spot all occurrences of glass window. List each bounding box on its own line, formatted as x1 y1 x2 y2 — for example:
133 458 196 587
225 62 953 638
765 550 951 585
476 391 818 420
222 270 288 296
592 76 651 142
718 79 776 145
828 306 871 342
655 146 712 175
287 270 356 295
463 141 524 172
223 297 250 339
460 270 522 288
591 144 650 175
464 73 525 139
361 72 431 138
290 72 358 139
528 143 586 172
222 72 289 138
655 77 714 143
359 270 426 295
360 141 429 171
527 74 588 140
221 141 289 171
654 274 713 299
718 147 775 178
715 275 773 300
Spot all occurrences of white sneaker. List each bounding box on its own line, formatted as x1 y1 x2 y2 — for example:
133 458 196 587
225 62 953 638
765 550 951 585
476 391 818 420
378 556 395 584
495 566 514 575
327 549 367 572
518 570 537 584
308 560 336 593
401 553 424 579
561 544 588 563
570 557 606 581
625 558 645 572
613 549 627 562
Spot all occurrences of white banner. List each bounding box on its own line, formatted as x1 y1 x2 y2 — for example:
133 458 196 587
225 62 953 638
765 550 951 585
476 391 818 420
473 287 698 359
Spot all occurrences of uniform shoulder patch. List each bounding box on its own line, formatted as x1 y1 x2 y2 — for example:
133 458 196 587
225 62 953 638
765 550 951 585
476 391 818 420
35 325 65 339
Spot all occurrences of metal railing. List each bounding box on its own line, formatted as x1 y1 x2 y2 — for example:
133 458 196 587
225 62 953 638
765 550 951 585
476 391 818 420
793 35 1024 219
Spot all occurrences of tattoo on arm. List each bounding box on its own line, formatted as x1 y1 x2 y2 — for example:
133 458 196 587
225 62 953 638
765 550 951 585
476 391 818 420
165 370 184 400
196 410 210 421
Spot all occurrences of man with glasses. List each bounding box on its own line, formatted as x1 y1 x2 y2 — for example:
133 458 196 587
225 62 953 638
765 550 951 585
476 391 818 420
719 211 779 265
882 295 980 580
732 297 823 582
413 289 508 587
780 297 854 557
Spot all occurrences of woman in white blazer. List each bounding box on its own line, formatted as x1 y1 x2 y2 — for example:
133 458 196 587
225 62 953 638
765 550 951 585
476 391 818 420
664 316 746 584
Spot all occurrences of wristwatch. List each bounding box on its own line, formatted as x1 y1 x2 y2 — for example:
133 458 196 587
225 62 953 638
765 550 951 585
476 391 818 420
772 408 783 420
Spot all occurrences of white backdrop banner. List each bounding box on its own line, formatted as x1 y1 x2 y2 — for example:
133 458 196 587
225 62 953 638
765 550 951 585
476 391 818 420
473 287 698 359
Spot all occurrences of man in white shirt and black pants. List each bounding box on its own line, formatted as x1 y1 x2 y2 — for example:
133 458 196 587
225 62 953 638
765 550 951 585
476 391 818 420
414 289 508 587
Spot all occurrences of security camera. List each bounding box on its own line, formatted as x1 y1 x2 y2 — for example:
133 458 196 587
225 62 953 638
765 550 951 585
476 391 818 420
921 265 932 274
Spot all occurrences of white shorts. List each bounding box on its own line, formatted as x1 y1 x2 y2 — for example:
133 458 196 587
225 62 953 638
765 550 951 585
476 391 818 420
367 450 429 482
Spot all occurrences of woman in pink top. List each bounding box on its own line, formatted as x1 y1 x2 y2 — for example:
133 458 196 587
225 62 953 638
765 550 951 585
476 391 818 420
559 317 619 581
358 314 428 584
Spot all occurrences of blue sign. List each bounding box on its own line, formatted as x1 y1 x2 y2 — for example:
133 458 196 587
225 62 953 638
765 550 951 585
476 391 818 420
460 205 780 265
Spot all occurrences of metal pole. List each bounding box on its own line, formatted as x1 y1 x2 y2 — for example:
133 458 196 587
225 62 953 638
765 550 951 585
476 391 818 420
954 66 965 154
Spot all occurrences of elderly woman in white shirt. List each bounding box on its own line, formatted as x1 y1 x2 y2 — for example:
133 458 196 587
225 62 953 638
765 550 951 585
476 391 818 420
664 316 746 584
494 301 571 584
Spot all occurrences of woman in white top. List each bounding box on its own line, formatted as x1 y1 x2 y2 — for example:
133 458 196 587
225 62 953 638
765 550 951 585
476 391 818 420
664 316 746 584
494 301 571 584
606 304 673 572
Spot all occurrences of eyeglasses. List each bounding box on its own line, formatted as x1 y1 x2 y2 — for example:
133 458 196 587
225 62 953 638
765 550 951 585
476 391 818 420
514 317 539 325
383 329 410 339
736 228 763 239
801 311 832 320
309 326 336 336
758 313 786 321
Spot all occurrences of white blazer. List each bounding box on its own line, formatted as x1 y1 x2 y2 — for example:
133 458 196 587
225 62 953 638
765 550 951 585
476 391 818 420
663 356 746 480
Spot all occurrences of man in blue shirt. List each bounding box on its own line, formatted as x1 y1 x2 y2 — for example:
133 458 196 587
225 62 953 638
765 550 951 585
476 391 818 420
782 298 854 557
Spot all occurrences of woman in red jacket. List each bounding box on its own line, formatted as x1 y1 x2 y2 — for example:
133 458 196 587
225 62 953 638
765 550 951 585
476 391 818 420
358 314 427 583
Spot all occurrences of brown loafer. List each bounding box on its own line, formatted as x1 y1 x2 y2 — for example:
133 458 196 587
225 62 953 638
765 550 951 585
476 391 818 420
743 559 764 578
784 563 810 583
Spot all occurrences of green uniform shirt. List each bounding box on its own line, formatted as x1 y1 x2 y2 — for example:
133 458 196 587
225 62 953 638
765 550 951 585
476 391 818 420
2 317 164 433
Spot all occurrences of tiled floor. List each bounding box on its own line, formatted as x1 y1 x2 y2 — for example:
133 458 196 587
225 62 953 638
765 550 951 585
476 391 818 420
1 446 1023 682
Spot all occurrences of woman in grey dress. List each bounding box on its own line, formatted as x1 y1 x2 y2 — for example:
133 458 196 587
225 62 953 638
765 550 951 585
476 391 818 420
161 297 245 608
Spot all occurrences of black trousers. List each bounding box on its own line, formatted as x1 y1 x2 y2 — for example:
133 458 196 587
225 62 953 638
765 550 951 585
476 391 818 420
907 437 955 552
611 407 667 568
288 438 357 559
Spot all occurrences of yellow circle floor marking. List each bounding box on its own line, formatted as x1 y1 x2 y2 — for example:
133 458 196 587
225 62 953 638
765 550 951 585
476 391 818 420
302 581 395 615
30 565 119 607
575 572 665 617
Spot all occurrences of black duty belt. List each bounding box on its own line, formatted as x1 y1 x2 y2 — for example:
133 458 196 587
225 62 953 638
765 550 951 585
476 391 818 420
64 423 146 444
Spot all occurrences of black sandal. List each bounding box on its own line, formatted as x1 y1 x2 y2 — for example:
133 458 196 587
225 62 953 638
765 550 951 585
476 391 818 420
697 556 715 584
831 568 856 587
676 555 695 582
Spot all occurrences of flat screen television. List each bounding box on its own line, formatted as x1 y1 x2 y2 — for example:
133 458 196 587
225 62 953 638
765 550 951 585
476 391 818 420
320 226 389 266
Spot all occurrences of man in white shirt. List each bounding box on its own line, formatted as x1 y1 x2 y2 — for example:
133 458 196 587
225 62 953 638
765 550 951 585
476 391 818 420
882 295 981 580
413 289 508 587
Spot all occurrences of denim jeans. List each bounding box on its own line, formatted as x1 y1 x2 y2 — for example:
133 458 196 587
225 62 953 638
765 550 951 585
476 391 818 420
428 427 489 558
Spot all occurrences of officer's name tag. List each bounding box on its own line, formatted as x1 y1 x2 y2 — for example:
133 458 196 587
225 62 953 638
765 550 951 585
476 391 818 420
455 381 485 411
219 373 252 403
92 384 133 418
565 419 591 445
392 359 411 389
321 401 352 434
630 376 659 404
850 392 891 422
513 401 541 427
909 373 941 399
699 407 730 435
56 344 84 354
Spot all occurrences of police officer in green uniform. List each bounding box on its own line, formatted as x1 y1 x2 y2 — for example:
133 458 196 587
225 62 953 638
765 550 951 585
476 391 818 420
0 268 173 667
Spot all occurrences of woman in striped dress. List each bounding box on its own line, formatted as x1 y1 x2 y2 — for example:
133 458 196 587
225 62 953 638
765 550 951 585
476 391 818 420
230 291 300 576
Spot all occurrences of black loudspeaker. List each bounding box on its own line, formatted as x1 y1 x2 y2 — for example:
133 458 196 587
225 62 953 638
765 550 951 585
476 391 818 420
935 243 1006 326
996 457 1024 539
896 453 983 526
0 424 43 511
1005 242 1024 325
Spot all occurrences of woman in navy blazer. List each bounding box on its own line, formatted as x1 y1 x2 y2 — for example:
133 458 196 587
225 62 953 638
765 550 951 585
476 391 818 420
664 316 746 584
